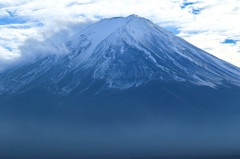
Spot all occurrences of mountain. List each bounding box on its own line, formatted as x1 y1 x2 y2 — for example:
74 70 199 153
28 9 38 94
0 15 240 95
0 15 240 159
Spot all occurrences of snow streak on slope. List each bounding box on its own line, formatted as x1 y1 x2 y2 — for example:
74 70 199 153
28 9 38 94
0 15 240 95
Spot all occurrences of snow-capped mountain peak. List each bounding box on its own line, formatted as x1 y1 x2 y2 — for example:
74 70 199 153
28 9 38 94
0 15 240 95
68 14 148 60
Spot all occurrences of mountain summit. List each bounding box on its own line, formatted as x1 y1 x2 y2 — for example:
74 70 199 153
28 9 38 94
0 15 240 95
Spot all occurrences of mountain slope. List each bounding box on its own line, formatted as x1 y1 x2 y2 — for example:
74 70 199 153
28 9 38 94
1 15 240 159
0 15 240 95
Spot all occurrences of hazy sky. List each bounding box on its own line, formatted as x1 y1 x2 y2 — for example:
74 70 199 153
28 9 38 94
0 0 240 70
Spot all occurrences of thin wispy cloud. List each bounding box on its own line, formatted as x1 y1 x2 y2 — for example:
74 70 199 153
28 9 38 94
0 0 240 71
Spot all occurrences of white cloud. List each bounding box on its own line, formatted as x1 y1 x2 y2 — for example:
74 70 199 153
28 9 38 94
0 0 240 70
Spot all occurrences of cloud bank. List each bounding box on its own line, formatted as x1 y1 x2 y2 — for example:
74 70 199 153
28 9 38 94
0 0 240 71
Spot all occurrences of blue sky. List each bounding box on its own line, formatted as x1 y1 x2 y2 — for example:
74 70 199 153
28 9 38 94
0 0 240 71
223 39 239 45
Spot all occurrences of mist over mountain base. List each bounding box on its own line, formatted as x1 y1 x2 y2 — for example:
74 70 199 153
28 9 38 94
1 81 240 159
